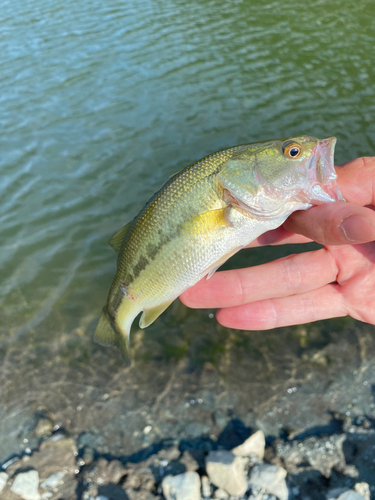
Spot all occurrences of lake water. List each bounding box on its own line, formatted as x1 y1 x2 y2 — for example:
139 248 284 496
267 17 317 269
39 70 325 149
1 0 375 468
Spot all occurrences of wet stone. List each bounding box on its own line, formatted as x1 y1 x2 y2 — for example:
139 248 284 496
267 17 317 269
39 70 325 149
248 464 288 500
205 450 247 496
162 471 201 500
10 470 40 500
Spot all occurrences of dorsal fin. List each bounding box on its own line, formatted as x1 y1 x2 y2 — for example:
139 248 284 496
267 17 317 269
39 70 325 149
109 221 132 252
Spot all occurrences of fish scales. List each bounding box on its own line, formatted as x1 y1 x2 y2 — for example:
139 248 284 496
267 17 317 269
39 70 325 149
107 146 242 303
95 136 343 356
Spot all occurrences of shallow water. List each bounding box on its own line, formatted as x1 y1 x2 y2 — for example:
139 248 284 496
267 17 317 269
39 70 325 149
1 0 375 469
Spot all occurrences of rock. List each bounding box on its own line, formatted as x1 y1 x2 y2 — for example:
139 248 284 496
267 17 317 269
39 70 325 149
184 422 210 438
276 434 346 477
205 451 247 496
213 410 227 430
248 464 288 500
213 488 229 499
162 471 201 500
327 489 350 500
126 491 159 500
354 483 370 500
82 458 127 498
0 472 8 493
201 475 211 498
10 470 40 500
337 492 366 500
6 437 78 500
33 417 54 438
81 445 95 465
40 470 66 489
179 450 199 472
157 446 180 462
232 430 265 459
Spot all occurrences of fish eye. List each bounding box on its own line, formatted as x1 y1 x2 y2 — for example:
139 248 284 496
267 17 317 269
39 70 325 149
282 141 302 159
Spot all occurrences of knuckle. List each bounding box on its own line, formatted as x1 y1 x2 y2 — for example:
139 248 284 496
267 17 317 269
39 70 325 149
280 256 303 291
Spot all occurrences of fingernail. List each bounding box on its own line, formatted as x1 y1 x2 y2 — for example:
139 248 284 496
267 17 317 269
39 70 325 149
340 214 375 242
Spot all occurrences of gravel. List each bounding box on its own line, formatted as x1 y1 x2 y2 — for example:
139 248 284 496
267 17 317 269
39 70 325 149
0 421 374 500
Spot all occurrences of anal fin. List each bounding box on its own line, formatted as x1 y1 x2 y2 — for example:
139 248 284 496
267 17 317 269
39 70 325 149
139 301 174 329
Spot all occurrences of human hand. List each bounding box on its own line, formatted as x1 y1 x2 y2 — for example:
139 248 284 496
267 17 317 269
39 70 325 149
180 157 375 329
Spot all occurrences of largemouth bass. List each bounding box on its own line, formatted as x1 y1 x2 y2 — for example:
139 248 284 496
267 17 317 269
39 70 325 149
95 136 343 355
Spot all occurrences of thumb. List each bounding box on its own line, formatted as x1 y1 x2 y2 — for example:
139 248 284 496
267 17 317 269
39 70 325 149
284 202 375 245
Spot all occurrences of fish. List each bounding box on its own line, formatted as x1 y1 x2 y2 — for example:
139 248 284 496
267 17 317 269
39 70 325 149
95 136 343 355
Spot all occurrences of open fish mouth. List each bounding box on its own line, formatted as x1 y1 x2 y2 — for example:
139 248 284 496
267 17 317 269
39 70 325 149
308 137 345 203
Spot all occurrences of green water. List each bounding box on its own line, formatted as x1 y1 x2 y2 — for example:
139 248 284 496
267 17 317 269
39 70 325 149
1 0 375 463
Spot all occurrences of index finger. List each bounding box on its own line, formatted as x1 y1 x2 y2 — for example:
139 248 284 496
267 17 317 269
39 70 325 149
335 156 375 205
180 247 337 309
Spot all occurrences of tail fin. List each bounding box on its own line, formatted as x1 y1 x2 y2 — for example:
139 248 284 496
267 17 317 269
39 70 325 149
94 307 131 359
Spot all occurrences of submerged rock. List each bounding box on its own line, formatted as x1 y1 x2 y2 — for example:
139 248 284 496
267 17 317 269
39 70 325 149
276 434 347 477
33 417 54 438
205 450 247 496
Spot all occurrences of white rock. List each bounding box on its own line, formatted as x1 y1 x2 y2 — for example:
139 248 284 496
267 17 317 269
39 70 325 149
11 470 41 500
162 471 201 500
327 488 350 500
213 488 229 499
206 450 247 496
201 475 211 498
232 430 265 459
249 464 288 500
354 483 370 500
0 472 8 493
337 492 366 500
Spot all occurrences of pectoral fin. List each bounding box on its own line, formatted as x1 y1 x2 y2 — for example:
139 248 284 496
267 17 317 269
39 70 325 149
205 246 243 279
139 301 174 329
109 221 132 252
186 206 234 231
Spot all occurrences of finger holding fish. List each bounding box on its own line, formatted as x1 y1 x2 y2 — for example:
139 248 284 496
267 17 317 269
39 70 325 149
179 246 338 309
